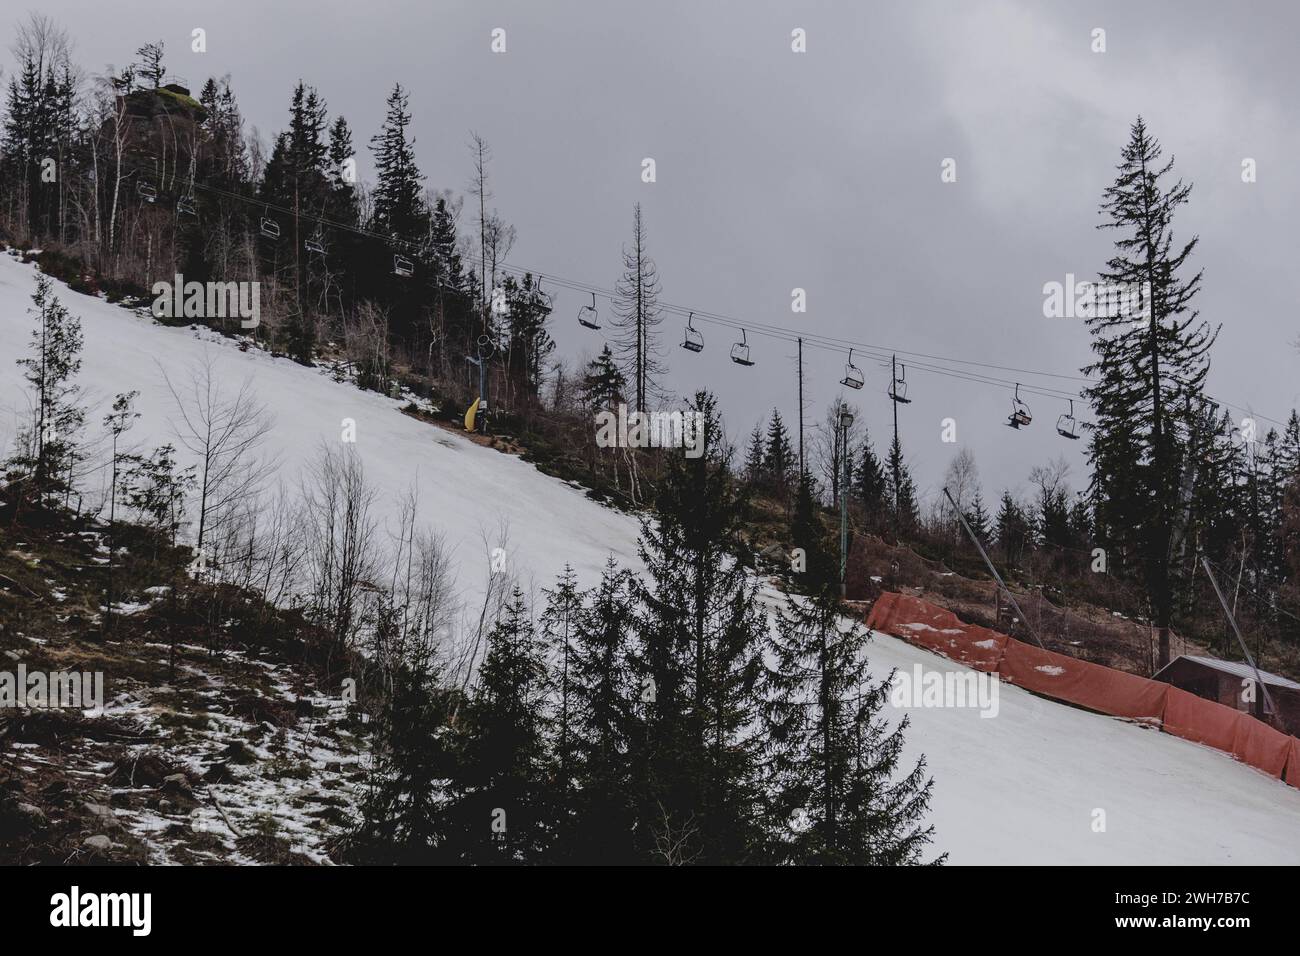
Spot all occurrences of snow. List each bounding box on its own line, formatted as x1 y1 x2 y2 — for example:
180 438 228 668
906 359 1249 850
0 254 642 623
3 254 1298 865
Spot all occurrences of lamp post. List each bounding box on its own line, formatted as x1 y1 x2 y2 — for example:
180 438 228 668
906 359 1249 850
839 404 854 597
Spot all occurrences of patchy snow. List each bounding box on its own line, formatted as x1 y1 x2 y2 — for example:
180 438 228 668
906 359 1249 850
1035 664 1067 676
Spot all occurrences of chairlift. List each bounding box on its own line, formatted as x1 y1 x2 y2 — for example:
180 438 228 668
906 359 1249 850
577 292 600 329
730 329 755 367
305 229 326 256
681 312 704 353
259 209 281 240
889 362 911 403
137 181 157 203
840 348 864 390
393 254 414 278
1056 399 1080 440
1007 383 1033 429
177 194 196 217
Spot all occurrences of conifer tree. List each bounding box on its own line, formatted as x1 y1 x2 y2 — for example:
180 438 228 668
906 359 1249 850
884 434 919 535
12 275 84 501
995 491 1031 565
630 391 766 864
459 586 553 863
856 432 888 531
764 410 795 493
964 491 991 541
369 83 428 243
610 203 663 412
764 479 943 865
580 345 627 414
744 424 766 488
566 559 638 863
1084 117 1219 667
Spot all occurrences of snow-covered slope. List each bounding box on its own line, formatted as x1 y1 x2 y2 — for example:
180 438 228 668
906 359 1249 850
0 254 643 624
2 253 1297 865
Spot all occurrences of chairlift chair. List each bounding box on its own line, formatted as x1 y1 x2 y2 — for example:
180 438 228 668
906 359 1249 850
393 254 414 278
177 194 197 217
888 362 911 403
1056 399 1080 440
137 181 157 203
259 211 281 240
577 292 600 329
1007 383 1033 429
730 329 755 367
681 312 704 353
840 348 864 389
305 229 326 256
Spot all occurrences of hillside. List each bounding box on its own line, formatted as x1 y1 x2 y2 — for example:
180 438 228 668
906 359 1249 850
1 254 1298 864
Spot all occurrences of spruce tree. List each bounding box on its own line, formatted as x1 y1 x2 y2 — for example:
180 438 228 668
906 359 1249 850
12 275 84 502
764 484 943 865
884 434 919 535
764 410 795 493
458 586 553 863
369 83 428 242
856 432 888 531
1084 117 1219 667
566 559 639 863
743 423 766 488
630 391 766 864
580 345 627 413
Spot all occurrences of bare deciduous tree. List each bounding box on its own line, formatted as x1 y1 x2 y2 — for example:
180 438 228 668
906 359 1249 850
161 353 275 558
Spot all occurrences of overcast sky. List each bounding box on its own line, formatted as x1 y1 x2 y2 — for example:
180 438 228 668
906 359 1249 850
6 0 1299 505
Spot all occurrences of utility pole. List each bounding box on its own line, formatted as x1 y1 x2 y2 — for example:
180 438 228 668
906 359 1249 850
839 404 854 597
891 353 902 526
798 337 805 477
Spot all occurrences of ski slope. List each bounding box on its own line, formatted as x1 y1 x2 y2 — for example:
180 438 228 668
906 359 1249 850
0 253 644 625
2 253 1297 864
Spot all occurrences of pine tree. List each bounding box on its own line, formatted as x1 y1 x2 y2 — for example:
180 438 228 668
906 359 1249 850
580 345 627 415
326 115 358 225
350 662 464 864
884 434 919 535
630 391 766 864
763 510 943 864
457 586 553 863
744 424 766 487
964 491 991 541
540 566 582 805
369 83 428 243
856 432 888 531
764 410 795 492
1084 117 1219 667
995 491 1031 566
610 203 663 412
11 275 84 501
566 559 638 863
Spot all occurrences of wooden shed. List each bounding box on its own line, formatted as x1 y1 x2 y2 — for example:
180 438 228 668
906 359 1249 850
1152 654 1300 736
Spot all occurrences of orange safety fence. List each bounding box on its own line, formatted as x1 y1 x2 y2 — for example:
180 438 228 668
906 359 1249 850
997 638 1168 724
866 592 1007 673
1162 686 1243 755
1230 713 1294 779
867 592 1300 783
